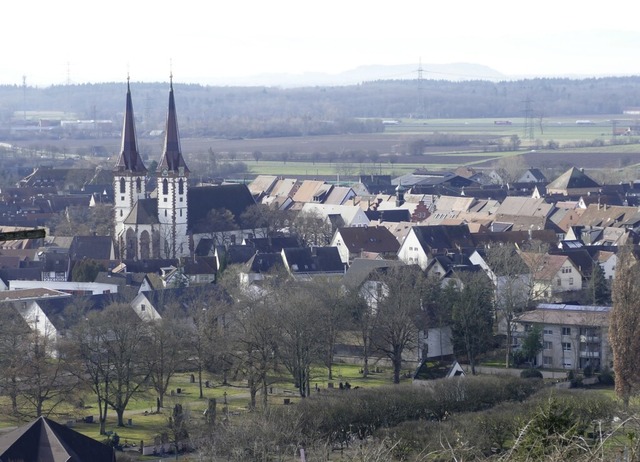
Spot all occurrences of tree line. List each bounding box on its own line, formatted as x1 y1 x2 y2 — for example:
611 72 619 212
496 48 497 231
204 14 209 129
2 76 640 138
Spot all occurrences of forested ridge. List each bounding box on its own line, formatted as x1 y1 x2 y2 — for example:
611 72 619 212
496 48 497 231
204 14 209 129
1 76 639 138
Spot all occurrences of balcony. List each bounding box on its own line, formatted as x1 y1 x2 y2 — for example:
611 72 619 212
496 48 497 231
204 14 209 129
579 350 600 358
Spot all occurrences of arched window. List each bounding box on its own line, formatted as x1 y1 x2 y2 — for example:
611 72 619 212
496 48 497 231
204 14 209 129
136 177 142 193
178 179 184 195
119 178 126 194
162 179 168 195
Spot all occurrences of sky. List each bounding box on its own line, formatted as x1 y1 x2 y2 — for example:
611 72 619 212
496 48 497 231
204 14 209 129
2 0 639 87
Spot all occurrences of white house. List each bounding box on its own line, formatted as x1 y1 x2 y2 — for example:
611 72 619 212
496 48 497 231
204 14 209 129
300 203 370 228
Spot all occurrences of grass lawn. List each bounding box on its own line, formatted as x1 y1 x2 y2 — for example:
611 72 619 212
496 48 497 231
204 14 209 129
22 367 396 446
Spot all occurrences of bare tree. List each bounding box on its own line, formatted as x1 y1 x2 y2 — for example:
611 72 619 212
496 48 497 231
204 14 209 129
447 272 495 375
610 248 640 408
0 306 32 416
369 265 429 384
307 277 352 381
291 210 334 247
275 283 324 397
144 305 191 412
230 288 279 409
19 325 75 418
184 284 233 397
65 315 112 434
89 303 150 427
485 245 532 367
198 208 240 247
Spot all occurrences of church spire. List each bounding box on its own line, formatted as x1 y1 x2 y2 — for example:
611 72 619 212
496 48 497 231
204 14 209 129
158 75 189 174
114 77 147 173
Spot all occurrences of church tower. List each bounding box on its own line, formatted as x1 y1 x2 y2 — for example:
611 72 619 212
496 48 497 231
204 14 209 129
113 79 147 240
157 77 190 258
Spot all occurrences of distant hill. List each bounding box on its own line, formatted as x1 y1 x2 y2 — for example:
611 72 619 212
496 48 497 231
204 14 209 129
199 63 508 87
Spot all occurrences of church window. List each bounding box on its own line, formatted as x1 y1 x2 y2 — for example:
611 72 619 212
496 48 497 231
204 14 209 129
162 179 168 195
119 178 125 193
178 179 184 195
136 178 142 193
165 210 168 217
120 210 123 217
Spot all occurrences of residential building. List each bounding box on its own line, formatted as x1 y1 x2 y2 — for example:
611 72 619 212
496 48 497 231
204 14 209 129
330 226 400 265
514 303 610 371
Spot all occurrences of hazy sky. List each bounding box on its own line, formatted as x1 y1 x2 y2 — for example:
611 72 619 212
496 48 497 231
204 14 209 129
2 0 638 86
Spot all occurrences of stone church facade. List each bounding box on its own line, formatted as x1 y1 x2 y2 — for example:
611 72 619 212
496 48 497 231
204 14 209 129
113 79 256 260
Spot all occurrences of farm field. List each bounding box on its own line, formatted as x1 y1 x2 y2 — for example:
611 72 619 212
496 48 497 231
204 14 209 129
6 115 640 175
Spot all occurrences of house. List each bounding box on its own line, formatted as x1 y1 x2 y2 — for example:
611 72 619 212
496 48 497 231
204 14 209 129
323 186 356 205
281 246 345 279
520 252 584 301
545 167 600 196
300 203 370 228
352 263 453 365
514 303 610 371
4 292 127 353
131 284 228 322
517 168 547 184
240 252 286 285
247 174 279 197
330 226 400 265
397 224 475 271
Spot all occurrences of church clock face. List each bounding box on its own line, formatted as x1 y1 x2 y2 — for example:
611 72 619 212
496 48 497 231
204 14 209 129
162 168 168 177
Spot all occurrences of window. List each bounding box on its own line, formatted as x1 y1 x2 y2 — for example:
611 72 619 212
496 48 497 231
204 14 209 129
543 356 553 366
569 277 574 285
136 177 142 193
178 179 184 195
162 179 168 195
543 328 553 335
562 267 572 273
562 327 571 336
556 278 561 286
141 304 146 312
543 341 552 350
120 177 125 193
562 342 571 351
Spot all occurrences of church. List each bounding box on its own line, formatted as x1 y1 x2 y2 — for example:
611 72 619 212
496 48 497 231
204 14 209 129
113 79 257 260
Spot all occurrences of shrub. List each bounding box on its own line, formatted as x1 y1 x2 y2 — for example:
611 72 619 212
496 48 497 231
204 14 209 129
520 369 543 379
599 371 615 386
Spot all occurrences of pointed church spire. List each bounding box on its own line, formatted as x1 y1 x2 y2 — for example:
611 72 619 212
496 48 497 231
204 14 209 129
114 77 147 173
158 75 189 174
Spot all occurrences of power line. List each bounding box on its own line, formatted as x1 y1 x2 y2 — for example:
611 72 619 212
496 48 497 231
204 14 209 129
522 97 534 141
